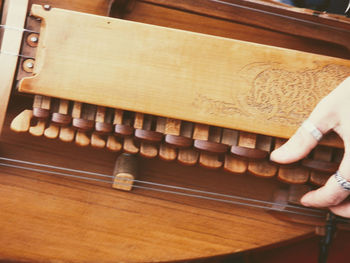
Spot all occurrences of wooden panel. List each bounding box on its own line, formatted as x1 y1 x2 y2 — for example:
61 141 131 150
30 0 113 16
0 0 28 134
19 5 350 142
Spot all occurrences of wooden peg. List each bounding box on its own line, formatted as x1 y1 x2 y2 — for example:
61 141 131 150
10 110 33 132
112 153 138 191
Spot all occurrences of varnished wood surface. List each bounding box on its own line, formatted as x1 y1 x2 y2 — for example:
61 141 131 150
0 0 28 134
30 0 114 16
0 100 316 262
19 5 350 145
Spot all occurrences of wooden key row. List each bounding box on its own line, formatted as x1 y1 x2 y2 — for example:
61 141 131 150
10 96 344 186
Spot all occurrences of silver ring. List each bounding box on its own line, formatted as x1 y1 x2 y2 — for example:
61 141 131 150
301 120 323 141
335 171 350 191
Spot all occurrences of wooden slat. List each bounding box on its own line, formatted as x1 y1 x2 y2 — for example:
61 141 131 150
19 5 350 146
0 0 29 134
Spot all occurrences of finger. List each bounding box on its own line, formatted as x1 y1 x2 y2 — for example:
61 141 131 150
270 101 336 164
301 150 350 208
330 201 350 218
301 175 349 208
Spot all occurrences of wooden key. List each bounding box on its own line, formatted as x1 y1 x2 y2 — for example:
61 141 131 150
29 95 52 137
72 103 95 147
165 120 193 148
106 135 122 152
91 133 106 148
224 154 247 174
123 137 139 154
231 132 268 160
159 143 177 161
44 123 59 139
10 110 33 133
32 95 51 119
95 106 113 134
59 126 75 142
29 119 46 136
165 118 181 135
273 138 309 183
140 116 166 158
222 129 247 174
303 147 338 174
52 99 71 126
114 109 134 136
194 125 224 169
248 136 277 178
112 153 138 191
308 146 336 186
91 106 113 148
177 122 198 165
158 118 177 161
278 166 310 184
177 148 199 166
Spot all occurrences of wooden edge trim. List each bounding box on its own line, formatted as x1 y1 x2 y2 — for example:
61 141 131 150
0 0 29 135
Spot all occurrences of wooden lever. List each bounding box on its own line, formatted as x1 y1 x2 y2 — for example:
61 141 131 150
112 153 138 191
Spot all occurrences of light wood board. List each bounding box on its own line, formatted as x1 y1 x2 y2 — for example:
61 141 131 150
19 5 350 139
0 0 28 134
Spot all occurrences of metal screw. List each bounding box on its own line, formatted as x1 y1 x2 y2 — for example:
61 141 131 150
30 36 38 43
26 62 34 69
43 4 51 10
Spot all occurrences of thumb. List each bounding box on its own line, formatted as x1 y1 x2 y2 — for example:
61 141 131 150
301 150 350 208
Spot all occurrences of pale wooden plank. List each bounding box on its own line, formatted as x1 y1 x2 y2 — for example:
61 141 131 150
19 5 350 144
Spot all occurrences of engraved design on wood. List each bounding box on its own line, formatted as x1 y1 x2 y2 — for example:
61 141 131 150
193 63 350 128
239 63 350 125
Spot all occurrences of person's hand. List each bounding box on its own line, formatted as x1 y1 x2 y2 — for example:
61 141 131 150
270 77 350 218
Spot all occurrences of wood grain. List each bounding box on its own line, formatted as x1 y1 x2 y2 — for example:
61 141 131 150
0 0 28 134
19 5 350 145
0 101 316 262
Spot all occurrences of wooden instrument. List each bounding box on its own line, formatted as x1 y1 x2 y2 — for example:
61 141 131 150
1 0 350 262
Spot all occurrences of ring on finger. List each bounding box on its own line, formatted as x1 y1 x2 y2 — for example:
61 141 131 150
301 120 323 142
